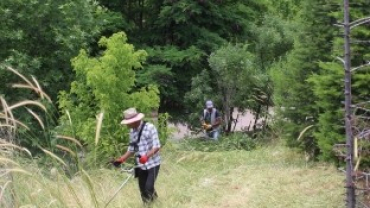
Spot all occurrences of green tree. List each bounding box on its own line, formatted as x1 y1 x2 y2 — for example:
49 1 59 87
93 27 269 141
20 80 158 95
209 44 258 132
0 0 104 153
309 1 370 162
185 44 264 132
270 0 337 154
308 62 344 161
58 32 160 159
96 0 267 113
0 0 102 102
249 13 296 130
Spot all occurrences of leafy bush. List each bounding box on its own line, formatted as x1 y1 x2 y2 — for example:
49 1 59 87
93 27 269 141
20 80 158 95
57 32 160 160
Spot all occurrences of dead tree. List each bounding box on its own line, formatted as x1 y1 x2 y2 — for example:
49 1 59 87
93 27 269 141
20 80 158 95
336 1 370 207
343 0 356 206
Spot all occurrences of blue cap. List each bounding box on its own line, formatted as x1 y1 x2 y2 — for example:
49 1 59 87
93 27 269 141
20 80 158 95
205 100 213 108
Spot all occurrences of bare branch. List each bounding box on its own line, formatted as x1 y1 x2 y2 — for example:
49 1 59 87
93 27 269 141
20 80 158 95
334 23 344 27
351 62 370 72
350 17 370 29
335 56 345 65
353 101 370 106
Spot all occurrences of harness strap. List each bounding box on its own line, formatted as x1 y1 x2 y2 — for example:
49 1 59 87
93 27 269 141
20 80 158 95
129 121 147 153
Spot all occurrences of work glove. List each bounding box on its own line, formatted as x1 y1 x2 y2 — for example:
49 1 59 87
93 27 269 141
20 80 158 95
139 155 148 164
112 157 125 167
202 123 212 130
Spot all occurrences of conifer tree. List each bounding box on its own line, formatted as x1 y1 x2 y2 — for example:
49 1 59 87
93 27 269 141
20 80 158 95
310 1 370 164
271 0 337 153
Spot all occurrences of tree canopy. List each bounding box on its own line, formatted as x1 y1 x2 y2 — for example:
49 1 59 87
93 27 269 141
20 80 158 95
1 0 370 169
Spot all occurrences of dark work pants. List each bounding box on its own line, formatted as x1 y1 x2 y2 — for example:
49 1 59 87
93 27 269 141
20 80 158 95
137 165 160 204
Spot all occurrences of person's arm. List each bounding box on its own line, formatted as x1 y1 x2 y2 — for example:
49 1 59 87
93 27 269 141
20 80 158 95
115 132 135 163
212 110 222 127
117 151 134 162
146 124 161 158
146 147 160 158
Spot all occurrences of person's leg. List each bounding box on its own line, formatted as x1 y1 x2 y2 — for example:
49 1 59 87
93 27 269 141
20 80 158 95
211 130 219 141
137 169 150 203
204 130 210 139
144 165 160 202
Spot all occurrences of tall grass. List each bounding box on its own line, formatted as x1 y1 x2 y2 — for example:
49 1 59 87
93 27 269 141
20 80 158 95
1 144 345 208
0 67 345 208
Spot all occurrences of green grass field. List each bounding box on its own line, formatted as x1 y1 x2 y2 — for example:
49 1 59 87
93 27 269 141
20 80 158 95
4 140 345 208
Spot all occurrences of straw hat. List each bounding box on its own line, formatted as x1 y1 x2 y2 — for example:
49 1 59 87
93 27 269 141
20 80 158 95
120 108 145 125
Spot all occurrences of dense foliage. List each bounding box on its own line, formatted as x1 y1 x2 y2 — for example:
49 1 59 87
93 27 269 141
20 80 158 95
0 0 102 101
96 0 268 111
270 0 338 156
58 32 160 158
310 1 370 164
1 0 370 169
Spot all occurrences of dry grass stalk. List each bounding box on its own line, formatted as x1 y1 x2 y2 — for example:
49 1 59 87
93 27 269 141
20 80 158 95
0 116 30 131
41 148 67 167
0 181 12 203
56 135 83 148
6 66 51 102
0 143 32 157
55 145 77 157
8 100 46 112
6 66 34 89
11 83 51 103
63 176 84 208
297 125 314 141
0 124 14 129
0 157 20 166
0 97 16 133
81 169 98 208
25 108 45 130
31 76 52 102
95 112 104 146
1 168 31 176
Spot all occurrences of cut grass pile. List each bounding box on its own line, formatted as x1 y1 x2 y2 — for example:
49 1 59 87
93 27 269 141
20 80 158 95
3 140 345 208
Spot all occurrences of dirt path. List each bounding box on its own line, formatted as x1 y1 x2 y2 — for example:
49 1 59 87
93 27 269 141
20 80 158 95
169 109 269 140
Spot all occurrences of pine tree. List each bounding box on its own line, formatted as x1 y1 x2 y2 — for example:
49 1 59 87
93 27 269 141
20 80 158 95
271 0 338 154
310 0 370 163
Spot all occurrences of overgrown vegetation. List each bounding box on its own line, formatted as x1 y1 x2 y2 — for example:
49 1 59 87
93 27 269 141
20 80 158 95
58 32 160 159
177 133 257 152
2 0 370 207
1 141 345 208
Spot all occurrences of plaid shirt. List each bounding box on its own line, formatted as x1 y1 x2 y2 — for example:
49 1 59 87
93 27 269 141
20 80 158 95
127 121 161 170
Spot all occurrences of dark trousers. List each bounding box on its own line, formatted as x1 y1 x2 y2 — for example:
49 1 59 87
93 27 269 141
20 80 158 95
137 165 160 204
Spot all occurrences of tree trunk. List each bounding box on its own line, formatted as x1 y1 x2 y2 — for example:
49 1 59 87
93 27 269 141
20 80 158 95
253 105 261 131
343 0 356 207
223 88 231 133
227 107 234 133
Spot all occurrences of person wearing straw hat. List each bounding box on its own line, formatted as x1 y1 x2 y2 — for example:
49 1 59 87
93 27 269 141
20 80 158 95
113 107 161 205
201 100 222 140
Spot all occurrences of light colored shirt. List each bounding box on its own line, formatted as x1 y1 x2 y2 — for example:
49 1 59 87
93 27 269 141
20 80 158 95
127 121 161 170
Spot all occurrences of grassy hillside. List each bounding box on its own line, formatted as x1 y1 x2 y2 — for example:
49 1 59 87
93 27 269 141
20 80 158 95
3 140 344 208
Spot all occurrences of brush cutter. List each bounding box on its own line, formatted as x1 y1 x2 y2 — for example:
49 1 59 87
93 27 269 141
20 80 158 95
104 164 142 208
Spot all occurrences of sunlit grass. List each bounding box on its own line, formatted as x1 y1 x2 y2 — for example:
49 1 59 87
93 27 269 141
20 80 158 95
2 143 344 208
0 67 345 208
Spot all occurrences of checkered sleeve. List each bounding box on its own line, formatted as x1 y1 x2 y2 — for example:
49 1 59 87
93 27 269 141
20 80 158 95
149 123 161 148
